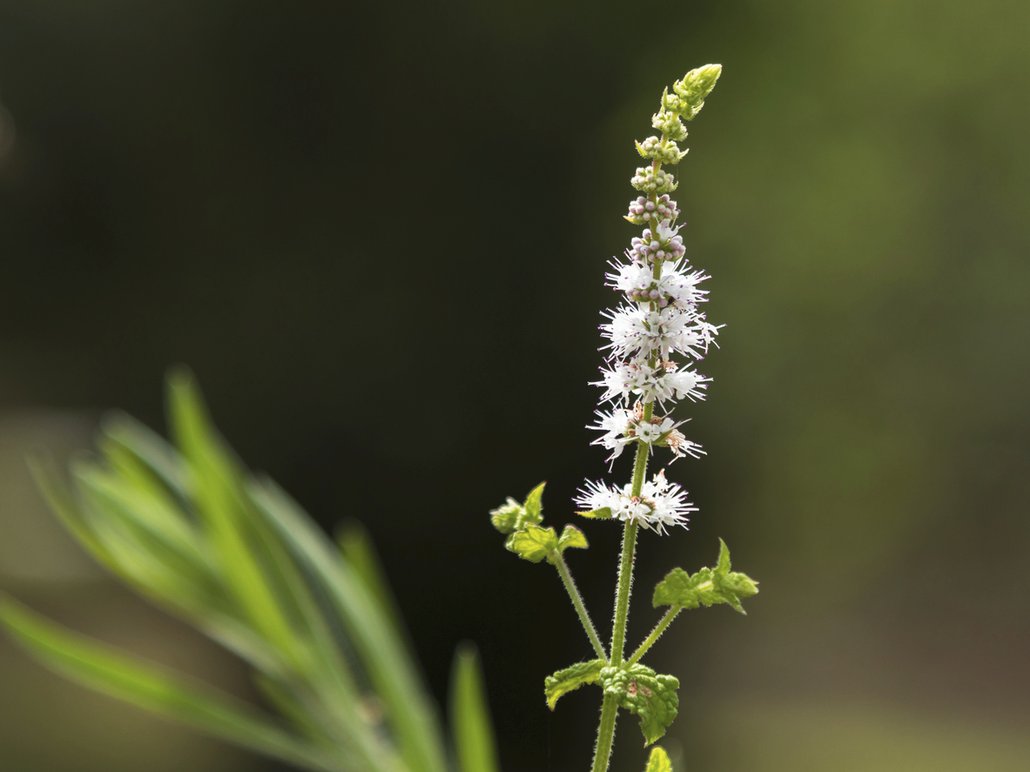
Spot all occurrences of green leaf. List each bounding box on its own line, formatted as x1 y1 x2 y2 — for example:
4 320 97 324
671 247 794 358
488 498 522 535
716 537 732 573
505 524 558 563
652 539 759 615
645 746 673 772
557 524 588 553
575 506 612 520
449 645 499 772
522 482 546 525
544 659 605 710
600 664 679 746
0 597 343 772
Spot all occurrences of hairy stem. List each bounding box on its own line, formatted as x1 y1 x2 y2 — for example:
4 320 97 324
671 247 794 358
591 121 675 772
553 553 607 661
628 607 681 665
591 437 650 772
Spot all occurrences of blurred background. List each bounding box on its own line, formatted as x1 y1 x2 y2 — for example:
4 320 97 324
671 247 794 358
2 0 1029 770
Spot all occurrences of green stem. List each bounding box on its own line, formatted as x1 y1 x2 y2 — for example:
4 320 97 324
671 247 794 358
608 518 641 667
628 607 681 665
590 439 650 772
591 129 672 772
553 552 607 661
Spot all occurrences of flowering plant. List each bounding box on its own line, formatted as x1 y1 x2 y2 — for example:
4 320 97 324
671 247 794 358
490 63 758 772
0 64 756 772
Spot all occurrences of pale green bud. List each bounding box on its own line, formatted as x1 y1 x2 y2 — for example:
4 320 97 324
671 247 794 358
635 135 688 165
672 63 722 121
630 166 678 195
660 89 689 116
489 498 523 534
651 107 688 142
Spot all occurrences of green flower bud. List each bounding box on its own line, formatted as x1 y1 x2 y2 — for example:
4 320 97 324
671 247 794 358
630 166 678 195
489 498 524 534
672 63 722 121
651 107 688 142
635 135 688 165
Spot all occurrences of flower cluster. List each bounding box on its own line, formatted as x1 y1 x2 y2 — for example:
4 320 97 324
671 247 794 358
576 471 697 535
577 64 724 534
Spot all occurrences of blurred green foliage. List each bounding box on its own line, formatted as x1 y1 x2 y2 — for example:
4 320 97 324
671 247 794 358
2 374 498 771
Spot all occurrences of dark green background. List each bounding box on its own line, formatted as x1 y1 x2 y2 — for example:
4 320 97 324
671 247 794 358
1 1 1028 770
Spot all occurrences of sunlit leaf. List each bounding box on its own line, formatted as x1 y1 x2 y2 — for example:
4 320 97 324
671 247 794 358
544 659 605 710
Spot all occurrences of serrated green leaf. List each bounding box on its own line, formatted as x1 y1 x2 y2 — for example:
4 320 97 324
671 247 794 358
575 506 612 520
544 659 605 710
717 537 732 573
652 540 759 615
522 482 546 525
557 525 588 553
645 746 673 772
0 597 343 772
504 524 558 563
450 645 499 772
600 663 679 746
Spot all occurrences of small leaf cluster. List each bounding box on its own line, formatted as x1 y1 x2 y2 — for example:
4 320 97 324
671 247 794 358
490 483 588 565
653 539 759 615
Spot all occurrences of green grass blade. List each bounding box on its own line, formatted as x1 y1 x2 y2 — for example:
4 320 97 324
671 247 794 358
338 522 408 650
100 412 190 497
166 370 305 667
29 458 292 677
449 645 500 772
96 401 398 770
249 478 448 772
73 463 215 587
0 597 345 772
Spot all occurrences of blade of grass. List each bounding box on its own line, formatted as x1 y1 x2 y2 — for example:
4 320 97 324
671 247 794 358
166 371 306 669
338 522 409 652
0 597 345 772
449 645 499 772
93 411 389 769
30 458 292 678
249 478 448 772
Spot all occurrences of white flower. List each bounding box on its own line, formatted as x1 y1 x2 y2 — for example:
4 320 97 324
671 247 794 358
595 360 661 403
587 408 636 460
662 426 705 459
658 366 709 402
607 260 653 295
607 259 710 309
601 305 714 360
575 470 696 535
634 414 676 445
661 263 710 308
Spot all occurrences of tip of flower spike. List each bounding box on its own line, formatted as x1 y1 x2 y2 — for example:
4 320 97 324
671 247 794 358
672 64 723 121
